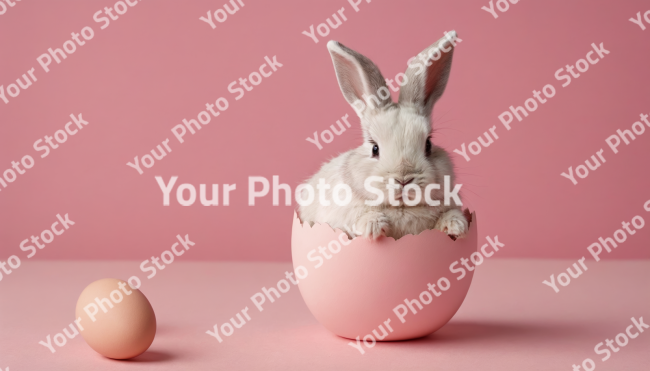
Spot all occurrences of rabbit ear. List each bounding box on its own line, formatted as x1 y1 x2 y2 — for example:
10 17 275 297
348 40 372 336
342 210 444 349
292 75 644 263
398 31 457 116
327 40 391 117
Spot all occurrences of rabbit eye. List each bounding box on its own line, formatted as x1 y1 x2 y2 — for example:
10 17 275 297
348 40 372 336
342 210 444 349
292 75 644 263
425 138 432 156
372 144 379 158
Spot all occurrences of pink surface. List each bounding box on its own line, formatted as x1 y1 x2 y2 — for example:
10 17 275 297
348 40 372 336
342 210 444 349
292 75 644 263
291 212 478 340
1 0 650 262
1 259 649 370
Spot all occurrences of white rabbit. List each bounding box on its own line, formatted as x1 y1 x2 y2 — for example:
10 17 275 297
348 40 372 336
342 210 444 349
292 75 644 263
298 32 468 240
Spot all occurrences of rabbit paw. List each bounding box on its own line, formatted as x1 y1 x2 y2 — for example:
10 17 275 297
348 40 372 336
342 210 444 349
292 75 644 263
356 212 390 240
436 209 468 240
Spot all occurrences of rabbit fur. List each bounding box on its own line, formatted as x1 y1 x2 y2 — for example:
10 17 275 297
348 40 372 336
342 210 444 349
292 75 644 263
298 32 468 240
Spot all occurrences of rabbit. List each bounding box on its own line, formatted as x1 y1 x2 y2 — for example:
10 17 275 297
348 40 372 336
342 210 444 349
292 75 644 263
298 31 468 240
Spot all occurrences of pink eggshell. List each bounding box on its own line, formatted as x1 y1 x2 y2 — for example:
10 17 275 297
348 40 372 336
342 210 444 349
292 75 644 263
291 212 478 341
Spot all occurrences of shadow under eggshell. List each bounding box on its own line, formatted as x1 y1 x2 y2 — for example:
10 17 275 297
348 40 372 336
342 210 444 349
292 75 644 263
291 212 478 341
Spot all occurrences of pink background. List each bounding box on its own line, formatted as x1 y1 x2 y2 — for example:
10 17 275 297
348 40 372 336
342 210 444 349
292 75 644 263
2 260 649 370
1 0 649 262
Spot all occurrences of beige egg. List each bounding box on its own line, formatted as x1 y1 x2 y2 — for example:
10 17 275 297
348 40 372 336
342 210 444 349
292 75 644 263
75 278 156 359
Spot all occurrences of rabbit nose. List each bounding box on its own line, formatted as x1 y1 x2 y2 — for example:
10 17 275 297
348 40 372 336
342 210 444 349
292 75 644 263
398 178 414 186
